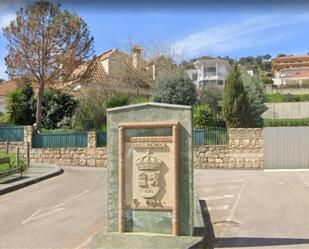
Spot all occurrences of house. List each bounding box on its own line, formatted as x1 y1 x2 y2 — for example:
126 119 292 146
0 45 173 98
185 58 230 88
61 45 173 96
272 55 309 85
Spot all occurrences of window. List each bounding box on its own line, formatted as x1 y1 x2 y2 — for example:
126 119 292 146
204 66 216 76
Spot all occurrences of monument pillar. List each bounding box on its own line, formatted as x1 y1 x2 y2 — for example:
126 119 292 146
107 103 194 236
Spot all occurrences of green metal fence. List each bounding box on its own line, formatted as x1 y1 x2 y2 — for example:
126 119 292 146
193 127 229 146
0 125 24 142
96 131 107 147
32 131 88 148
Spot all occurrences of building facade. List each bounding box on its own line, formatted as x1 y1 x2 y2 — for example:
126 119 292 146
272 55 309 85
186 58 230 88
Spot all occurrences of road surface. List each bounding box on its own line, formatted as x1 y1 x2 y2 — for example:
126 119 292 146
0 167 106 249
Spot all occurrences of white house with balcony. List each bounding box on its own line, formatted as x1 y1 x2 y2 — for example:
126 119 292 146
186 58 230 88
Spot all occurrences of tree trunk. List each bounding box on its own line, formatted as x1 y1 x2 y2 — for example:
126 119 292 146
35 80 44 131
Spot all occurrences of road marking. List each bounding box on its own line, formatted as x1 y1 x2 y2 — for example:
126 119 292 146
22 208 43 224
53 190 90 208
299 177 309 187
203 194 235 201
265 169 309 172
226 181 247 222
22 207 65 224
219 180 247 237
208 205 229 211
74 237 93 249
22 190 90 224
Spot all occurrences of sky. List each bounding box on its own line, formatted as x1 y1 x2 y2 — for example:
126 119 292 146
0 0 309 79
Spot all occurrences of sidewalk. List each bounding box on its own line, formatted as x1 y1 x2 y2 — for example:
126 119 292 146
0 163 63 195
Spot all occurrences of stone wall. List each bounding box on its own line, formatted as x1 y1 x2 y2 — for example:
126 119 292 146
1 126 263 169
0 127 107 167
29 147 106 166
194 128 264 169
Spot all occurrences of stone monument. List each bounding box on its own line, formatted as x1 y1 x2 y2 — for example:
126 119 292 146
107 102 194 236
83 102 205 248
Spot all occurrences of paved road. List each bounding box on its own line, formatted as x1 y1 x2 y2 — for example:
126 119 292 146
2 167 309 249
0 167 106 249
195 169 309 249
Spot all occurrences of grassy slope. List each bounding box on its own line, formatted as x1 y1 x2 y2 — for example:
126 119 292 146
0 152 27 171
266 93 309 103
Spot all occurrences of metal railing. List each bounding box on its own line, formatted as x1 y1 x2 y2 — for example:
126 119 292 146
96 131 107 147
193 127 228 146
0 125 24 142
32 131 88 148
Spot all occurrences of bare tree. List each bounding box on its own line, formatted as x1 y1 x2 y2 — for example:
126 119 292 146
3 0 94 130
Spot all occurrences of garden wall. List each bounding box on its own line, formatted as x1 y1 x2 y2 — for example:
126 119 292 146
263 102 309 119
0 126 263 169
194 128 264 169
0 127 107 167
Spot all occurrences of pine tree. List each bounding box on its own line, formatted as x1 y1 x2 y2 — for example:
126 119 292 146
223 64 250 128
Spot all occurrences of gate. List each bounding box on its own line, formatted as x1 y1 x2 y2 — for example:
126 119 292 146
264 127 309 169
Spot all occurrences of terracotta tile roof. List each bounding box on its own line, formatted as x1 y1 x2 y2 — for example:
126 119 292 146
145 56 165 66
60 52 153 95
273 55 309 62
0 80 19 96
283 72 309 78
96 49 118 61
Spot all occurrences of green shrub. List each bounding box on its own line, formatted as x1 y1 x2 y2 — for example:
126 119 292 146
281 82 309 89
41 88 78 129
267 93 309 102
132 95 149 104
264 118 309 127
72 91 106 131
6 84 77 129
0 112 10 124
106 95 130 108
152 68 197 106
282 94 300 102
193 104 216 127
6 83 36 125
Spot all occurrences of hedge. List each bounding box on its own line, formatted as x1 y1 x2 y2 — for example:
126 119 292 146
264 118 309 127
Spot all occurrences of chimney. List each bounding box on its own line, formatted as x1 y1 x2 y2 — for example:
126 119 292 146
132 45 142 69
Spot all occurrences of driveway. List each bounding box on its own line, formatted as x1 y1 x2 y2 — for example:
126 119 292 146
0 167 106 249
195 169 309 249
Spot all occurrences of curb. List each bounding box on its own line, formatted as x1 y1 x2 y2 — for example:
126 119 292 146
0 167 64 196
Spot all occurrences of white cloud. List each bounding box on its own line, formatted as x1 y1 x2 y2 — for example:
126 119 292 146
172 13 309 58
0 63 7 80
0 0 23 12
0 13 16 29
0 0 24 30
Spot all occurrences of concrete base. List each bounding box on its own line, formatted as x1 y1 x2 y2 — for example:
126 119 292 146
87 232 204 249
87 195 205 249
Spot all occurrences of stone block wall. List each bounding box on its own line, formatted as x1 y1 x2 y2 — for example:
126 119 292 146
1 127 263 169
194 128 264 169
29 147 106 167
0 126 107 167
